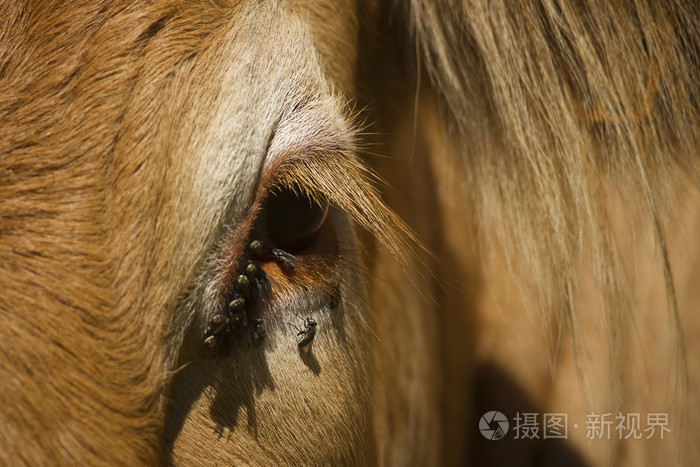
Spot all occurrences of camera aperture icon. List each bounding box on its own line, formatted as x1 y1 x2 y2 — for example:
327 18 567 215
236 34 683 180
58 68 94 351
479 411 509 440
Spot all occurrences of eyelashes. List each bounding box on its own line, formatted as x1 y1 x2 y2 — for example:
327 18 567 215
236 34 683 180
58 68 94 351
201 176 339 354
269 150 419 265
198 147 421 355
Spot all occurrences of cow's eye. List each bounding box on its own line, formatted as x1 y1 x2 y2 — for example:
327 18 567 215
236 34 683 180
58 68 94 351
259 185 329 252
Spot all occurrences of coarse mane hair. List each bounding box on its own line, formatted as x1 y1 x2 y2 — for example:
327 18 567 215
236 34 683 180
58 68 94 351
408 0 699 382
400 1 700 462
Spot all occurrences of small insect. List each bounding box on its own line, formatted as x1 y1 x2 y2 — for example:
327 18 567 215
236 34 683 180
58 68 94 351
290 317 317 348
206 313 230 335
244 261 265 282
235 274 252 297
244 261 271 296
251 318 266 344
202 240 283 353
271 249 297 271
228 294 245 312
202 313 231 352
249 239 297 271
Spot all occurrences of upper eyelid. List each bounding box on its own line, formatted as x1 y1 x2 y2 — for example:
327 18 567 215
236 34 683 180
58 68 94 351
208 157 322 308
181 94 403 320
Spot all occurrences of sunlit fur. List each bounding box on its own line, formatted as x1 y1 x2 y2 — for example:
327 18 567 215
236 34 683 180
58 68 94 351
393 0 700 463
1 0 699 465
406 0 699 347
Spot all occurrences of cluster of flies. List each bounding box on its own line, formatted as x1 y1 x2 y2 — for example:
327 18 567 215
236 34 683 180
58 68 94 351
203 240 318 354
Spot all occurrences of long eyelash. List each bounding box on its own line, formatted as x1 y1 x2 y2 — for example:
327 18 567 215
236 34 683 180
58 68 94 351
270 150 423 267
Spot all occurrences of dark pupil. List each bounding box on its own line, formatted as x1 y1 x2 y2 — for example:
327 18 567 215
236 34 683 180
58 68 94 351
263 187 328 251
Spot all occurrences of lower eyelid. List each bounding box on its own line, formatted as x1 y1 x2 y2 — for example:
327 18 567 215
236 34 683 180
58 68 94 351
197 200 345 355
253 213 341 300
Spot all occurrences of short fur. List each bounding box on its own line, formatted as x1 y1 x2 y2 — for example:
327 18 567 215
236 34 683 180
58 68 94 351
0 0 698 465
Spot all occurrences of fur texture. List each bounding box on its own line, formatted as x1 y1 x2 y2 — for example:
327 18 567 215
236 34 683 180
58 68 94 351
0 0 698 465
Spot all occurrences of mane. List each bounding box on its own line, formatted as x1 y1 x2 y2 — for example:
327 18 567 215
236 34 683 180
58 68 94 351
401 0 700 422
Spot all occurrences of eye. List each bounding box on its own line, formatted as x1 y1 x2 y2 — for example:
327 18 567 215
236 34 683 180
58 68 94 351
259 185 329 252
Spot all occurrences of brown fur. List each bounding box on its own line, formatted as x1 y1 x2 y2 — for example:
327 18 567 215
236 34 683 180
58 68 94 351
0 0 698 465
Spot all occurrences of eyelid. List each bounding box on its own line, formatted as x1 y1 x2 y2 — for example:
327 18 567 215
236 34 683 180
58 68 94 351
210 91 418 313
210 153 329 308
